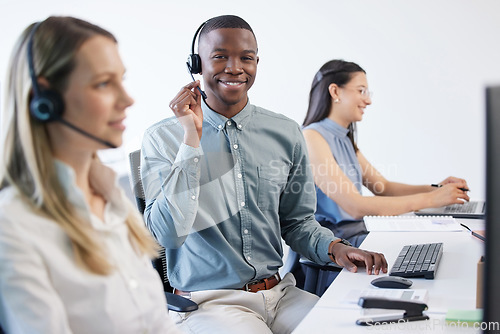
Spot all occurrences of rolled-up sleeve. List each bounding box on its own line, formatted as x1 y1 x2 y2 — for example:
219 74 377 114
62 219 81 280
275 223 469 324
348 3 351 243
141 123 203 248
279 126 338 265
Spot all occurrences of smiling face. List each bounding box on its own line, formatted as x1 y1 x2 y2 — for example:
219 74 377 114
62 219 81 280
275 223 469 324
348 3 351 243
54 35 133 150
329 72 371 128
198 28 258 117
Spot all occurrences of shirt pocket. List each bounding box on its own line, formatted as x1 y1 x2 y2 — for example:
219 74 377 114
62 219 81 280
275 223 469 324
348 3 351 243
257 164 289 211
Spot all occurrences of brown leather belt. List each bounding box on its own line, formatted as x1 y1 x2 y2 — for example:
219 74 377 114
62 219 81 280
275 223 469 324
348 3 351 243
241 273 281 293
174 273 281 296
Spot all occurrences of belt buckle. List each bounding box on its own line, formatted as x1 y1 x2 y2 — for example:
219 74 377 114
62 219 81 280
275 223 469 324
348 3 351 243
244 280 258 291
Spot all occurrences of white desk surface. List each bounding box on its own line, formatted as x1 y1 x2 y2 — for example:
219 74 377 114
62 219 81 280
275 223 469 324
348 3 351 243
293 219 485 333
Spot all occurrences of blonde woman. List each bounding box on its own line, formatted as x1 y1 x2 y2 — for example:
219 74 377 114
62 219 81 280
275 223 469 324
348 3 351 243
0 17 181 333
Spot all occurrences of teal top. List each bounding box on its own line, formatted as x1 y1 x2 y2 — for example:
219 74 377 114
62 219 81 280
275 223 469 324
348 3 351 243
304 118 363 225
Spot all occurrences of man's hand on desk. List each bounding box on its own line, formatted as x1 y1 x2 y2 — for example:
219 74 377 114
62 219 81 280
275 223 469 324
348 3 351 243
329 241 388 275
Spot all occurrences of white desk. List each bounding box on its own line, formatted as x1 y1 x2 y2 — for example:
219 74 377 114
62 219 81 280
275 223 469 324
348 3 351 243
293 220 485 333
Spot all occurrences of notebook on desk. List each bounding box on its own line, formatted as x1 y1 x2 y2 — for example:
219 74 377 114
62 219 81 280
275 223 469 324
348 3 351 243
415 201 485 219
363 215 462 232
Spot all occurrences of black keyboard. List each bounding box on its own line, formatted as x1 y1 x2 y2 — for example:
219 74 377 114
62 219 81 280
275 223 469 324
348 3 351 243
389 242 443 279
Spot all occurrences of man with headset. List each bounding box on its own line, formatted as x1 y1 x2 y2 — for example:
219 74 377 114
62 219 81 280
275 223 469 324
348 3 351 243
140 14 387 333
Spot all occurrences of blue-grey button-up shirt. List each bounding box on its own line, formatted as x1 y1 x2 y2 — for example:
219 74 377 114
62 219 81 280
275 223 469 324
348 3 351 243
141 100 337 291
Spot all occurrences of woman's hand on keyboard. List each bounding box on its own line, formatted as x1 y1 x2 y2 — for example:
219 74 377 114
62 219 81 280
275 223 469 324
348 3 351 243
429 183 470 207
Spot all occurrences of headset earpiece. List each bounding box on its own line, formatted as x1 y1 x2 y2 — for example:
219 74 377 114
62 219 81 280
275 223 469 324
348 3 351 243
27 22 64 123
187 21 208 75
29 88 65 122
187 53 202 74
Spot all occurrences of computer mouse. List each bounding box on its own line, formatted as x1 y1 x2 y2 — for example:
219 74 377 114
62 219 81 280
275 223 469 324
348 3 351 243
370 276 413 289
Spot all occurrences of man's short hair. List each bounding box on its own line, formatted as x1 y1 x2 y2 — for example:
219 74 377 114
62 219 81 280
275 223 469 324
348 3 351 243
200 15 255 40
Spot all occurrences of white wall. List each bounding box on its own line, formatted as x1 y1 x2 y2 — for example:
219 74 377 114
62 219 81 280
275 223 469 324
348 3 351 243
1 0 499 199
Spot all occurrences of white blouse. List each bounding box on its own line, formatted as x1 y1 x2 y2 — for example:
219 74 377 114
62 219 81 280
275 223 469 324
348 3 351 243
0 161 182 334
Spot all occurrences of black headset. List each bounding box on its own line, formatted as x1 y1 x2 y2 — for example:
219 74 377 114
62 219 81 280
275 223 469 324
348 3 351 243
27 22 65 123
186 21 207 75
186 20 208 99
26 21 116 148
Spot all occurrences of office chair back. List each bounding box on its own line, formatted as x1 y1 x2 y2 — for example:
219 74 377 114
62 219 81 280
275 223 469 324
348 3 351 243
128 149 197 312
128 150 171 292
128 149 146 214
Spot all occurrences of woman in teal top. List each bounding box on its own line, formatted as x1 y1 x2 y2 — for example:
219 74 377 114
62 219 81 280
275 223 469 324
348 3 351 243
302 60 471 247
304 117 367 246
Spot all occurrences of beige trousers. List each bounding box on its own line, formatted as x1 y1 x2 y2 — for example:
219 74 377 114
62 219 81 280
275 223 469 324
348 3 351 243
170 273 319 334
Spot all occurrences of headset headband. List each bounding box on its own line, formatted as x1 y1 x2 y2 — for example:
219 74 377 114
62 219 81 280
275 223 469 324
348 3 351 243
191 20 207 55
27 21 43 97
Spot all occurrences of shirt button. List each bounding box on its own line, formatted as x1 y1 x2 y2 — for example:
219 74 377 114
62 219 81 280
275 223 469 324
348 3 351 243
241 202 245 207
237 173 242 178
237 124 242 129
247 256 252 261
218 125 222 129
227 121 232 126
244 229 249 234
129 279 138 289
191 195 196 200
233 144 238 149
194 158 199 163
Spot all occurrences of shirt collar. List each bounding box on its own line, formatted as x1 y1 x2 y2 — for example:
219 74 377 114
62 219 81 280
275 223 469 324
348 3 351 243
54 159 128 229
201 99 253 132
320 118 350 138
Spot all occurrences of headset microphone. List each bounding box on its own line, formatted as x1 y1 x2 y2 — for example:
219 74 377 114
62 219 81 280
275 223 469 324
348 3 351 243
186 21 208 100
187 66 207 100
58 119 117 149
27 21 117 149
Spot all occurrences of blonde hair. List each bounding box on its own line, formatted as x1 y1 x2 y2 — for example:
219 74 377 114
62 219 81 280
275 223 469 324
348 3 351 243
0 17 158 275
